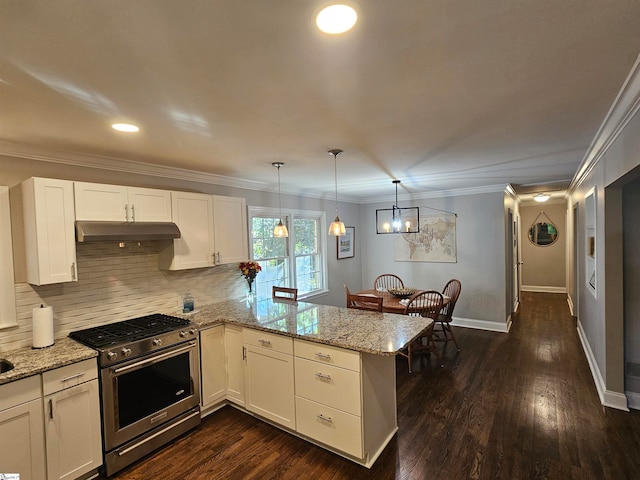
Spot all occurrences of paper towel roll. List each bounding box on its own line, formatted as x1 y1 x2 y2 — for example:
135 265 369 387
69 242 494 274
33 305 54 348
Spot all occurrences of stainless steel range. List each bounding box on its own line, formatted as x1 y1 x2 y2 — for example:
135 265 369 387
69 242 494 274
70 313 201 477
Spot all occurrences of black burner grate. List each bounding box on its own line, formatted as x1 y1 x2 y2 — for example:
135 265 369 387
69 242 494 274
69 314 191 348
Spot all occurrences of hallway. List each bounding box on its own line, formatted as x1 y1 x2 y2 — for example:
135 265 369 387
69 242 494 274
106 292 640 479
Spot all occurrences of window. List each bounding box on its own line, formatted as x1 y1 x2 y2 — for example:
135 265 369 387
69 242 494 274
248 206 327 299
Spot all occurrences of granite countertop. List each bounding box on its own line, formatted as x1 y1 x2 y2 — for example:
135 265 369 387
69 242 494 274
0 337 98 386
180 297 433 356
0 298 432 386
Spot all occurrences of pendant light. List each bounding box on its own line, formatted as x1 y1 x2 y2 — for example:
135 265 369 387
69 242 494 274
376 180 420 234
272 162 289 237
328 149 346 236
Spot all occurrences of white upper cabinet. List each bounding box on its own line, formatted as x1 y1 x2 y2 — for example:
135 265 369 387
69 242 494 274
159 191 215 270
74 182 172 222
212 195 248 265
22 177 77 285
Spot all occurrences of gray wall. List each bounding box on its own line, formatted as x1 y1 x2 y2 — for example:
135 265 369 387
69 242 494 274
623 177 640 395
568 59 640 409
359 191 509 330
520 201 567 291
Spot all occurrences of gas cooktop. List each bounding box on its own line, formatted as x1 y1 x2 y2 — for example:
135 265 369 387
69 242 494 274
69 313 193 349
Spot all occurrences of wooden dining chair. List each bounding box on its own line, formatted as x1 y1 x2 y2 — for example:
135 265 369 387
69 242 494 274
434 279 462 351
374 274 404 292
346 293 384 312
272 286 298 301
398 290 444 372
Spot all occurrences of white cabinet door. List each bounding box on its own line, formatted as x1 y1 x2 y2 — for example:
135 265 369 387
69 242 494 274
22 177 77 285
212 195 248 264
200 325 226 409
0 377 46 480
127 187 172 222
74 182 128 221
75 182 172 222
245 344 295 429
225 325 245 406
44 379 102 480
159 191 215 270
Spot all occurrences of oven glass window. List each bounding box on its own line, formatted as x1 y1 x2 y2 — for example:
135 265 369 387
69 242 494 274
117 351 192 428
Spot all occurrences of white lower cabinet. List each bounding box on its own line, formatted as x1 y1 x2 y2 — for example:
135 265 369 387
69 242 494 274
293 339 398 467
200 326 398 468
200 325 226 410
0 376 46 480
43 359 102 480
243 329 295 430
225 325 245 406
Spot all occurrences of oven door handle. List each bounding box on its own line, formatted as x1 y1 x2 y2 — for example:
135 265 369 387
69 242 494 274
113 341 197 374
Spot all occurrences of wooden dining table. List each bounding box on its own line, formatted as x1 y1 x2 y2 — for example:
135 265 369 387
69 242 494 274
356 289 450 314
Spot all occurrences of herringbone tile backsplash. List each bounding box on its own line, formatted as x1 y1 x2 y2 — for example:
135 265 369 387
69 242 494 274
2 241 246 351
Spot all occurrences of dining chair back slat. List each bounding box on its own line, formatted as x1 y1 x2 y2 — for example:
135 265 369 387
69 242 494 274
374 274 404 292
434 279 462 351
398 289 444 372
272 286 298 301
346 293 384 312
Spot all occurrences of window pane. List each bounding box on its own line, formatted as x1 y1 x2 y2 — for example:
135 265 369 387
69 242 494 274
294 218 318 255
249 207 326 298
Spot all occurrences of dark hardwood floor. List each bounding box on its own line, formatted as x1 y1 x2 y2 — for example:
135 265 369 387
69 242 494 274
104 292 640 479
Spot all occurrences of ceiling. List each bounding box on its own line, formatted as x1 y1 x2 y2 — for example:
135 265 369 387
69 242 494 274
1 1 640 203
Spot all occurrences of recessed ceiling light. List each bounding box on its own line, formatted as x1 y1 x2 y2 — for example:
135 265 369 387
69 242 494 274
533 193 550 202
112 123 140 133
316 4 358 34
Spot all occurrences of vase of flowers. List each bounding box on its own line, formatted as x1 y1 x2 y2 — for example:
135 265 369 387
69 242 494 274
239 260 261 295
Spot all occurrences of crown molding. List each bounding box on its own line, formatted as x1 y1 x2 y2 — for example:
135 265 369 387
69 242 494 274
359 183 509 205
570 53 640 191
0 139 512 205
0 139 268 191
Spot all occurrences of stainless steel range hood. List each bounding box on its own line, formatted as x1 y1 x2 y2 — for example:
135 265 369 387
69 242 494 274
76 221 181 243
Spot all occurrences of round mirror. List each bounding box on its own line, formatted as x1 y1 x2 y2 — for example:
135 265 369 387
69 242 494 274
528 222 558 246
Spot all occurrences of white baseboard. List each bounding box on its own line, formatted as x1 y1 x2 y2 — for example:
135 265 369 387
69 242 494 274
451 316 510 333
521 285 567 294
577 320 629 411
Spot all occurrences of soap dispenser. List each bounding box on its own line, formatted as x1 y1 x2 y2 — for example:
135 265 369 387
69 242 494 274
183 292 194 313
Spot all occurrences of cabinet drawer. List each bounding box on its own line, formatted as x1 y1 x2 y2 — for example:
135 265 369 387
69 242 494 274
295 396 362 459
295 357 361 416
0 375 41 411
243 328 293 355
294 339 360 372
43 359 98 396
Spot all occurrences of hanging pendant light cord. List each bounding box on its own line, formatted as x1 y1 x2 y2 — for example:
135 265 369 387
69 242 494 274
277 165 283 219
333 153 339 218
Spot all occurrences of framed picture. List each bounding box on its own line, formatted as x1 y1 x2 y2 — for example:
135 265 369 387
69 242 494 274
337 226 355 259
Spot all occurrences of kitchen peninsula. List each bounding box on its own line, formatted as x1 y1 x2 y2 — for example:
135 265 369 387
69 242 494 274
190 297 432 468
0 297 433 476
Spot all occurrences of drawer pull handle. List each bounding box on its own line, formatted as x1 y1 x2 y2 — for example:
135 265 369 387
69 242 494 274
259 339 272 346
317 413 333 423
61 372 85 383
315 352 331 360
315 372 332 381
